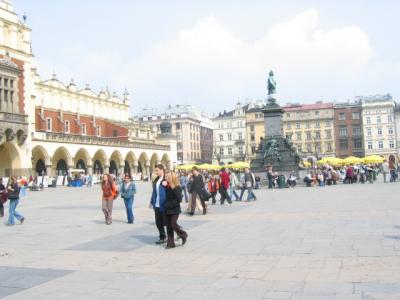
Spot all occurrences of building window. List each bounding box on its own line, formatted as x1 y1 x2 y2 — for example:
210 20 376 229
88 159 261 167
96 125 101 137
238 133 243 140
81 123 87 136
377 127 382 135
286 113 291 118
306 122 310 129
251 146 256 154
250 125 255 131
339 126 347 137
316 142 321 153
306 131 311 140
238 146 243 155
326 142 332 152
176 123 181 130
378 141 383 149
325 130 332 139
366 116 371 124
113 129 118 137
389 140 395 148
219 134 224 142
352 112 360 120
315 121 320 128
366 128 372 136
64 120 70 133
367 141 373 149
325 121 331 127
228 147 232 155
339 140 348 151
296 122 301 129
388 127 394 135
339 113 346 121
388 115 393 123
315 110 320 116
353 139 362 150
219 148 224 155
352 126 361 136
46 117 52 132
227 133 232 141
377 116 381 124
296 132 302 140
307 144 312 152
250 134 255 142
296 144 302 152
315 131 321 139
286 122 291 130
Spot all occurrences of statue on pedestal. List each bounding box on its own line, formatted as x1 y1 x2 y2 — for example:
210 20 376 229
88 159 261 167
267 70 277 105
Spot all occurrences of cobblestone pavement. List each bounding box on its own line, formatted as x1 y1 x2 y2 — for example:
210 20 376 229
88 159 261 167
1 180 400 299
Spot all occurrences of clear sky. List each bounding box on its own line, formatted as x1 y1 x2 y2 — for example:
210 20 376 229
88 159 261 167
14 0 400 115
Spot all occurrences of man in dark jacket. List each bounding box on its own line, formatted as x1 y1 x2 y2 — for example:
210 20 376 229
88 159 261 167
189 167 207 215
150 164 167 244
0 178 6 217
219 168 232 205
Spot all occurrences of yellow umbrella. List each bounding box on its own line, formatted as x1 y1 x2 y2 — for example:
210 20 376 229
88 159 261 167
363 155 384 164
227 161 250 169
176 164 198 170
198 163 221 171
341 156 362 165
317 157 343 165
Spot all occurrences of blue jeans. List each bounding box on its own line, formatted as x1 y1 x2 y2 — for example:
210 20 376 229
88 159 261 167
123 196 134 223
182 186 189 202
229 187 239 201
246 187 256 201
8 199 23 225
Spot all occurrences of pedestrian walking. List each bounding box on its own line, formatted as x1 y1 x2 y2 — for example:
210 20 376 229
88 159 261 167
179 172 189 203
228 170 240 201
219 168 232 205
164 171 188 249
6 177 25 226
266 166 273 189
150 164 167 244
120 174 136 224
101 174 119 225
0 178 6 218
208 174 220 204
381 160 389 183
240 168 257 201
189 167 207 215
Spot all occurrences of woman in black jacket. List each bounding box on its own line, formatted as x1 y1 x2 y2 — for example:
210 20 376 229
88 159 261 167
164 171 188 249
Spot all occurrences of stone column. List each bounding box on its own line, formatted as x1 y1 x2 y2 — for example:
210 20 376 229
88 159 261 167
119 166 125 176
104 165 110 174
87 165 93 175
145 159 151 178
45 165 52 176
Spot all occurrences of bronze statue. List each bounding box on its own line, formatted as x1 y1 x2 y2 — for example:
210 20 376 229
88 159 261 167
264 138 281 162
267 70 276 96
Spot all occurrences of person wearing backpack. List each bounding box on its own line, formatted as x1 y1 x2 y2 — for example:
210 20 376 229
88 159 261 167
120 174 136 224
101 174 119 225
0 178 6 218
6 177 25 226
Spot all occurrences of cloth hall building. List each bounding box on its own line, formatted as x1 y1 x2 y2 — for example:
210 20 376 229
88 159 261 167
0 0 175 178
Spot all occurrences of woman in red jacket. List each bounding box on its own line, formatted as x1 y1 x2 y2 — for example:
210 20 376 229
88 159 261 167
101 174 118 225
207 174 220 205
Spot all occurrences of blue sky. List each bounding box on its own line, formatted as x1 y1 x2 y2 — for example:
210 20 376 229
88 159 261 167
14 0 400 115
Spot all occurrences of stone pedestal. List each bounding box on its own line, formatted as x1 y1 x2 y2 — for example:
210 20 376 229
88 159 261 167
251 101 301 177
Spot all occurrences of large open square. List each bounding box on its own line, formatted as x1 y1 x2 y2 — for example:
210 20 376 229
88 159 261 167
1 182 400 299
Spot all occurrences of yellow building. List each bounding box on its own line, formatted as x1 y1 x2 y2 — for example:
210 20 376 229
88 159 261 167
245 102 265 161
283 102 335 159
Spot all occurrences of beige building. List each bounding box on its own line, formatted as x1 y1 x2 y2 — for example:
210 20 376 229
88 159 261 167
282 102 335 159
136 105 213 164
360 94 397 161
245 101 265 161
212 103 247 164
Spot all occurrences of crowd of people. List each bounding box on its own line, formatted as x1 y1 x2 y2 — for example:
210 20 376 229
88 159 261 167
3 160 399 250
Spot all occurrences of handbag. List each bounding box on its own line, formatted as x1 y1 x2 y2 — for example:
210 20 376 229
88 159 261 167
201 188 211 201
0 191 8 204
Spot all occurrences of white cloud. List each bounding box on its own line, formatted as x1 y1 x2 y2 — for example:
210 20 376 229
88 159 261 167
37 8 375 112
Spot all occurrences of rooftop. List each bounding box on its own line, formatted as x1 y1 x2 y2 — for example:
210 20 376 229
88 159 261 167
283 102 333 112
